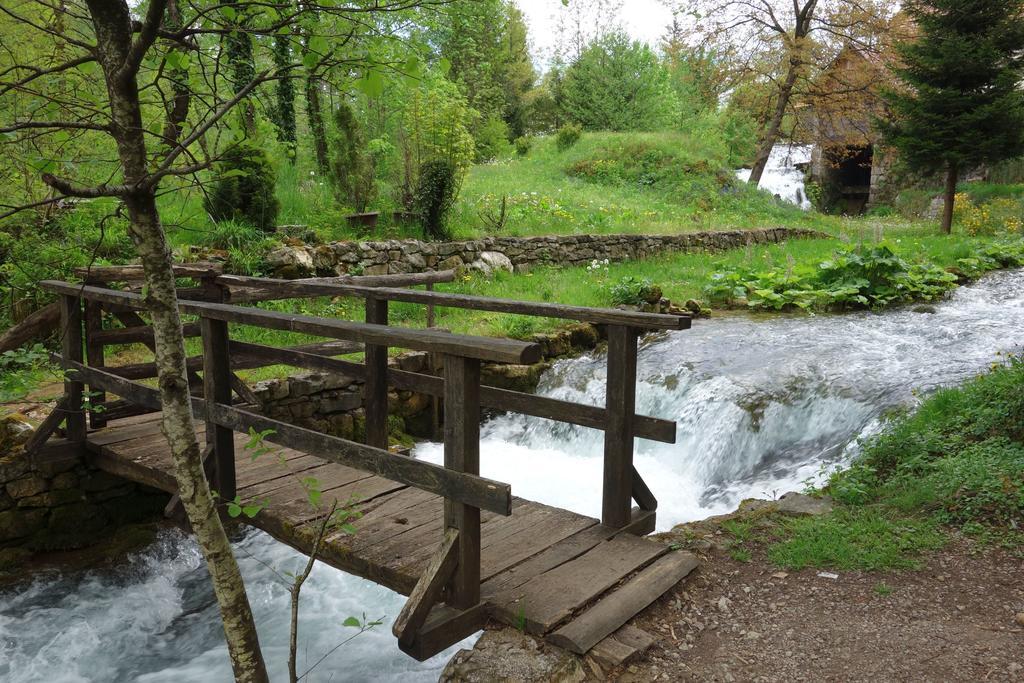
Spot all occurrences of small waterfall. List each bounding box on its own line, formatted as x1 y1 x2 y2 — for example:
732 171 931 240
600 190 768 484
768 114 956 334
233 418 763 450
736 144 813 210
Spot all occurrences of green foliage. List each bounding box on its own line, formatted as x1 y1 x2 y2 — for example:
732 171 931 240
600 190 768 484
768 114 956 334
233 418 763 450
330 102 376 213
608 276 659 306
561 32 680 131
703 243 967 311
204 143 280 232
0 343 50 401
555 123 582 151
0 202 135 328
415 158 460 240
879 0 1024 177
433 0 535 137
513 136 532 156
474 115 512 162
398 73 478 208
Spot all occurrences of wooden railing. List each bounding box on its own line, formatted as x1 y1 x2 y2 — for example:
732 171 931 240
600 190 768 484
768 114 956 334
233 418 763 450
36 262 690 658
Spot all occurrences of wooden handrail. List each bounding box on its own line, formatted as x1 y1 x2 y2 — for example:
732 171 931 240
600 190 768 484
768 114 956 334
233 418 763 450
229 339 676 444
215 274 691 330
54 356 513 515
39 281 540 365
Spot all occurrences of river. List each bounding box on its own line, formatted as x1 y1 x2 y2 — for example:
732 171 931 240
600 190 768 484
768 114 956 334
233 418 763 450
3 269 1024 682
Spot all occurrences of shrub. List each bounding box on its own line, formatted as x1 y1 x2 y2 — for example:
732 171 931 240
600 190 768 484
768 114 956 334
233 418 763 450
555 123 582 151
474 115 512 162
953 192 1024 235
608 276 660 306
204 142 280 232
415 159 460 240
513 135 532 156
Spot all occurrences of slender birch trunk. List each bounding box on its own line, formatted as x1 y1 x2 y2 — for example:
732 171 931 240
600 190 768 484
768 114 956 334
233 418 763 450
83 2 269 680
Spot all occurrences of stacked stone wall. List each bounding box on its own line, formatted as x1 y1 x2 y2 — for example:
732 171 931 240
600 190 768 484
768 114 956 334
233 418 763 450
266 228 822 277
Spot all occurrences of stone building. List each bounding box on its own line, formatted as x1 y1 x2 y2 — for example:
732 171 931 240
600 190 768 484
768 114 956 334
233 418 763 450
807 44 896 214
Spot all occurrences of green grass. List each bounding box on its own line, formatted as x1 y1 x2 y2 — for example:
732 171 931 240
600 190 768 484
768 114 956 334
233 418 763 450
767 508 946 571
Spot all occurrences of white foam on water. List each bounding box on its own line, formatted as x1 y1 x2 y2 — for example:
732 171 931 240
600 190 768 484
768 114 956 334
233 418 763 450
736 144 813 209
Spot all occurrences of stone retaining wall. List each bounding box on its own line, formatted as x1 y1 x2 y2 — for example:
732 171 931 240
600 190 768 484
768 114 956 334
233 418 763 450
0 418 168 568
266 227 822 277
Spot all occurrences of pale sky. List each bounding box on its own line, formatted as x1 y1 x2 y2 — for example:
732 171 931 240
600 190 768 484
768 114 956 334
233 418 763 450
514 0 676 66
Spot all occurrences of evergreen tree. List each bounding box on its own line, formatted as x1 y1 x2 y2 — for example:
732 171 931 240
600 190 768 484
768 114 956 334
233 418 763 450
880 0 1024 233
562 32 680 131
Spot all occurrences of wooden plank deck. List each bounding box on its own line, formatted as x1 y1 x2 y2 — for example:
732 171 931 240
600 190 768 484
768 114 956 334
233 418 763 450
84 414 696 653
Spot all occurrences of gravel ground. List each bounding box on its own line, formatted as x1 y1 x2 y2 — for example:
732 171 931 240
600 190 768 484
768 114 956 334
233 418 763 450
612 538 1024 682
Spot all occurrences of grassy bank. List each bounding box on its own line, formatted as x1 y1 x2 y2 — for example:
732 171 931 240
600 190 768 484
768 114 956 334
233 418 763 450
720 356 1024 571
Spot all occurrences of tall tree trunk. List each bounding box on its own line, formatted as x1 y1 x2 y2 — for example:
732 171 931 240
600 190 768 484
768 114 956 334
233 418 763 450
84 2 269 680
941 162 958 234
747 57 801 186
273 32 297 156
305 74 330 176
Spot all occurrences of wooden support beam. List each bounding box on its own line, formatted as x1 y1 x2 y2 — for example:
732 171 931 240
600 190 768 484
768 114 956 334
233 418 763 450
91 321 202 346
364 296 389 449
444 354 482 610
602 325 638 528
397 603 488 662
221 270 457 304
393 528 460 646
74 261 223 283
22 397 70 459
202 317 236 501
107 339 363 381
632 466 658 512
84 299 107 429
59 294 86 442
229 374 260 406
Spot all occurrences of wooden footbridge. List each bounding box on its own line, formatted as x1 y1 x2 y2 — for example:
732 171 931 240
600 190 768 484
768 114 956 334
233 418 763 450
31 263 698 662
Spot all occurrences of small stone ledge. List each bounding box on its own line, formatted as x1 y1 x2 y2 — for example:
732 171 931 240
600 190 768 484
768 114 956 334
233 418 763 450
0 417 169 572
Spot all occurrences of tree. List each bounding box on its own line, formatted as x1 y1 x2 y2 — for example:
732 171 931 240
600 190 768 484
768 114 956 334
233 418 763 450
434 1 536 148
661 17 733 121
879 0 1024 233
562 32 680 131
670 0 892 184
0 0 445 677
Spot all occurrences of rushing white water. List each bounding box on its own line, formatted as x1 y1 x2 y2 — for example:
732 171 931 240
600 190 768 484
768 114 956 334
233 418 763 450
3 269 1024 681
736 144 813 210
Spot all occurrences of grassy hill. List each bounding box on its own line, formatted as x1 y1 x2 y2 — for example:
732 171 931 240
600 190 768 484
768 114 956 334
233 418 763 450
450 131 832 238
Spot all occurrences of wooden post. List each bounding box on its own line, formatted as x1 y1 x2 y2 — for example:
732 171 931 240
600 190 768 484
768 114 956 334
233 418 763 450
602 325 638 528
364 296 389 449
60 294 86 441
84 299 106 429
425 282 436 329
201 316 236 501
443 354 482 609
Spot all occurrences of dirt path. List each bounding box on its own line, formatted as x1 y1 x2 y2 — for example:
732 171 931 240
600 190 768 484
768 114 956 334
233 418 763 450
620 538 1023 682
